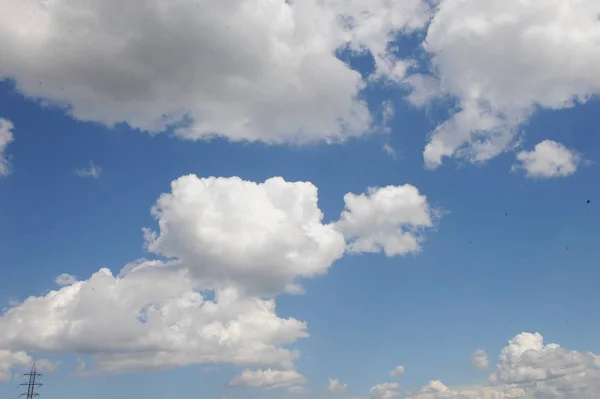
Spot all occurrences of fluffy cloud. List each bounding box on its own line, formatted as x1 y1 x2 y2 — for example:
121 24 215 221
335 185 435 256
408 0 600 168
390 365 405 377
471 349 490 370
488 332 600 397
405 380 527 399
144 175 347 296
0 0 432 144
513 140 581 178
406 332 600 399
75 161 102 179
228 369 306 389
0 118 14 176
0 262 307 374
328 378 348 394
0 175 437 375
369 382 400 399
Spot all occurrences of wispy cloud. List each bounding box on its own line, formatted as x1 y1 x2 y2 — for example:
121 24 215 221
75 161 102 179
382 143 397 159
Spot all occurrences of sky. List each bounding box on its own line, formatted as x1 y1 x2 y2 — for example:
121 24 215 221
0 0 600 399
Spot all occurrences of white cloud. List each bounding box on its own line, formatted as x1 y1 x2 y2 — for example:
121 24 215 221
514 140 581 178
405 380 527 399
228 369 306 389
488 332 600 397
288 385 311 394
335 185 435 257
471 349 489 370
379 101 395 135
369 382 400 399
0 350 32 382
403 74 441 109
390 365 405 378
406 332 600 399
0 118 15 177
408 0 600 168
0 262 307 374
0 0 432 144
144 175 347 296
75 161 102 179
0 350 56 382
328 378 348 394
0 175 437 375
422 102 518 169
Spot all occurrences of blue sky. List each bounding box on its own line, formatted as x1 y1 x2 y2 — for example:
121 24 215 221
1 1 600 399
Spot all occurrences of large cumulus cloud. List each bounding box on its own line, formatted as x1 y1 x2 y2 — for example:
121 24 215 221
0 0 432 144
0 175 437 376
406 0 600 168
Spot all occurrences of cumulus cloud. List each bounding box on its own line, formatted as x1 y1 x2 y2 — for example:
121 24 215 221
471 349 489 370
406 332 600 399
335 185 435 256
408 0 600 168
228 369 306 389
369 382 400 399
75 161 102 179
405 380 527 399
390 365 405 377
488 332 600 397
328 378 348 394
0 175 437 375
0 262 307 374
513 140 581 178
0 0 432 144
0 118 15 176
144 175 347 296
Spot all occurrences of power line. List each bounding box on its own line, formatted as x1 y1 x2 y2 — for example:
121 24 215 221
19 363 42 399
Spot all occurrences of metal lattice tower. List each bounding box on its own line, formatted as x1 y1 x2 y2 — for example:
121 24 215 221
19 363 42 399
